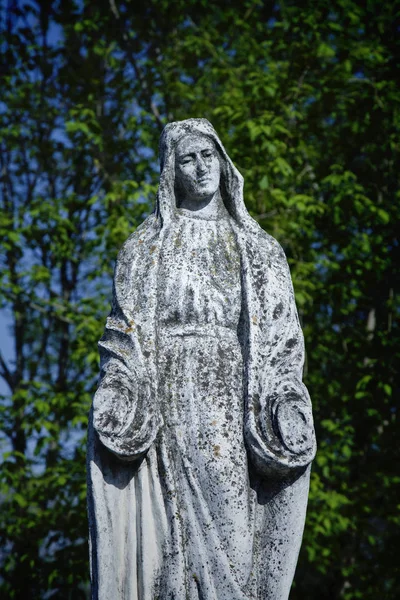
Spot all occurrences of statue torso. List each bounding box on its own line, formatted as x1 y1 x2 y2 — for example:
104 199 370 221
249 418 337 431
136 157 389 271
158 209 241 333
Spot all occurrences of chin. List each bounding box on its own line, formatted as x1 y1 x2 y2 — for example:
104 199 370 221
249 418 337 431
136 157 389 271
197 185 219 199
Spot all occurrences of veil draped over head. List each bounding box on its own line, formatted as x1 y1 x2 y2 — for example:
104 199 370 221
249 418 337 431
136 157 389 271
156 118 257 230
87 118 316 600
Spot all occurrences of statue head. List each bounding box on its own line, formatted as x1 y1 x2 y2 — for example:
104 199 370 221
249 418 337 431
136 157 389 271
157 118 258 234
174 133 221 211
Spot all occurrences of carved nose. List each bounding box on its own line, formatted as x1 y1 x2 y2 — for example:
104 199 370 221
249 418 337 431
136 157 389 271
197 157 208 174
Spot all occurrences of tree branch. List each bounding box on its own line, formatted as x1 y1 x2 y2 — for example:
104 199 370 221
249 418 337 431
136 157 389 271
0 349 14 392
108 0 164 130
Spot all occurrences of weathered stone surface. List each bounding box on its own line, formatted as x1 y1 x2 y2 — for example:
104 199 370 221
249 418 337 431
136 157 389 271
87 118 317 599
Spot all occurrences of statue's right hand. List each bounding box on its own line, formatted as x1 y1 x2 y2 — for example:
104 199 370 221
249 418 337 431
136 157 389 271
92 377 138 439
92 375 158 459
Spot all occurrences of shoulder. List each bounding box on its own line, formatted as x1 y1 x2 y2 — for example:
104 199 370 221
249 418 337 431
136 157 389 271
258 227 286 260
238 217 288 265
117 214 161 263
113 214 161 291
235 219 294 294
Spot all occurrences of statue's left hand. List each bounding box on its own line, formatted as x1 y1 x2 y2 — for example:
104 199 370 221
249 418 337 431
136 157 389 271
270 395 315 458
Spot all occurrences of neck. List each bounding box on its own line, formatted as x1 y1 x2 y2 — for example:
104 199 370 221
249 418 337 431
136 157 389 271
177 189 223 218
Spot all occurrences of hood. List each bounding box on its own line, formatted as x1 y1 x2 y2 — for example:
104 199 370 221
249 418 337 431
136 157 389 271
156 118 259 234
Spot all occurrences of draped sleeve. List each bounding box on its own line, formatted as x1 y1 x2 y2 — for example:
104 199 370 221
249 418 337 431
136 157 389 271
239 227 317 477
92 215 162 460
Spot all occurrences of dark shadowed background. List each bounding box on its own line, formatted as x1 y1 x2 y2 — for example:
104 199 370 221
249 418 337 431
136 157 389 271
0 0 399 598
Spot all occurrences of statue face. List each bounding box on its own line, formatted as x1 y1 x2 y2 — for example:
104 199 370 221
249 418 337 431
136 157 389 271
174 134 221 206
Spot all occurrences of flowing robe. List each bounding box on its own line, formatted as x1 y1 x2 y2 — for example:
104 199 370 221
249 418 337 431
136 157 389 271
87 116 316 600
88 215 316 600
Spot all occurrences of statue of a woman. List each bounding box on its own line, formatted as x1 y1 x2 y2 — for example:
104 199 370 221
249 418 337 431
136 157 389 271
87 118 316 600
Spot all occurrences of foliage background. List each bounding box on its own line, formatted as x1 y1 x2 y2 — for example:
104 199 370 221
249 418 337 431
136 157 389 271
0 0 399 598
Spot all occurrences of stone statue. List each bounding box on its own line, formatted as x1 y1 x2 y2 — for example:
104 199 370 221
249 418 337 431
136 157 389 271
87 118 317 600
